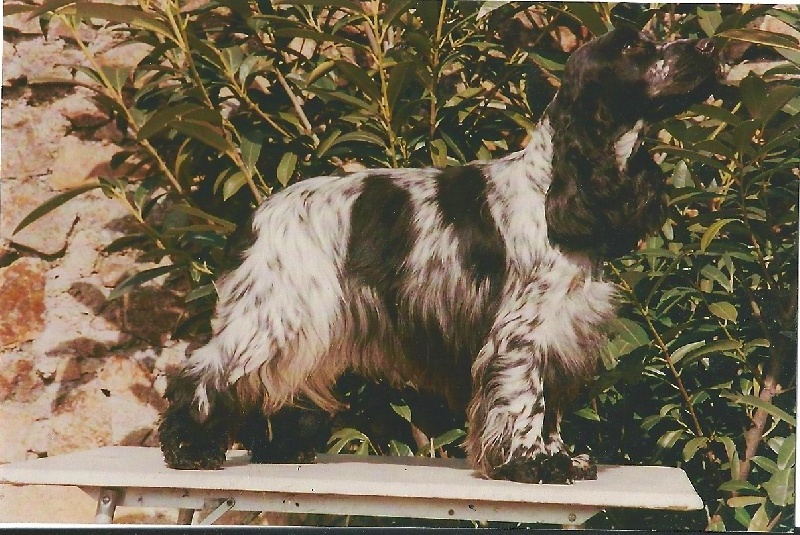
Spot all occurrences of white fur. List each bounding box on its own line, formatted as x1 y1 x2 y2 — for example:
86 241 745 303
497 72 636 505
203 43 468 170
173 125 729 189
614 119 645 171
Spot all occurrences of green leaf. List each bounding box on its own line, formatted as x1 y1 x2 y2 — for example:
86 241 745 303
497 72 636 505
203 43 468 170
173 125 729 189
430 138 447 167
238 126 263 173
71 3 173 40
390 403 411 423
222 171 248 201
382 0 415 26
186 284 216 302
272 28 367 51
566 3 610 36
777 434 796 470
108 264 180 300
700 218 737 252
683 437 708 461
274 0 362 13
719 479 759 493
670 160 691 188
13 183 99 234
306 60 336 86
432 429 465 450
691 103 743 126
727 496 765 508
759 85 800 123
656 429 684 451
334 60 380 101
574 407 601 422
387 61 414 111
723 394 797 426
708 301 738 323
670 341 708 365
327 427 371 454
24 0 77 19
762 466 794 506
747 504 770 532
697 5 723 37
701 264 733 293
389 440 413 456
751 455 779 474
682 339 742 367
99 66 131 93
719 28 800 52
171 205 236 233
331 130 385 147
276 152 298 187
607 318 650 355
655 146 728 170
137 103 205 140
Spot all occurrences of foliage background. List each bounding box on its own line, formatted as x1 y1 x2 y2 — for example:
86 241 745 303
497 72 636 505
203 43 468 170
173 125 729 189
5 0 798 529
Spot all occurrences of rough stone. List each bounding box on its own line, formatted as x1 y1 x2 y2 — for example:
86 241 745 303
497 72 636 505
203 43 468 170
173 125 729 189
1 100 71 178
0 258 47 348
48 387 112 456
98 41 152 68
0 352 43 403
96 252 138 288
52 88 110 128
0 404 36 463
43 356 162 455
5 37 85 84
122 287 184 346
0 485 97 524
49 136 120 190
1 178 79 256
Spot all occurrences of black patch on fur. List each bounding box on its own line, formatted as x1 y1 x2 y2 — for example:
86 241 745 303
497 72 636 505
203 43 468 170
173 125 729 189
346 174 415 322
435 165 506 286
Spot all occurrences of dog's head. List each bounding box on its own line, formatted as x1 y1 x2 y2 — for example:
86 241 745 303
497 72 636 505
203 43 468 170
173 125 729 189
544 27 719 259
554 26 719 127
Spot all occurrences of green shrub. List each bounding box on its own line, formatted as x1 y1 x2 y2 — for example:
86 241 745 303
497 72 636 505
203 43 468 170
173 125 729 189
6 1 798 529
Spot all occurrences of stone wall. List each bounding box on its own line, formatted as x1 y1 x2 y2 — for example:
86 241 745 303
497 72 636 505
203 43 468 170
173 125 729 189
0 12 191 525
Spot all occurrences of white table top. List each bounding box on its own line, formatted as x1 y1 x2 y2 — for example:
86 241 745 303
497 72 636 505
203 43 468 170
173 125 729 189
0 446 703 511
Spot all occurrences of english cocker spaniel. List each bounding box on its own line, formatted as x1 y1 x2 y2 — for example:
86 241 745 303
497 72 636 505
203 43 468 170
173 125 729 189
159 26 719 484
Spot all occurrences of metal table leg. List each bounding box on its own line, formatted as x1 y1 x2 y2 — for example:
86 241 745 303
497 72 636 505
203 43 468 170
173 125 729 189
94 488 120 524
177 508 196 524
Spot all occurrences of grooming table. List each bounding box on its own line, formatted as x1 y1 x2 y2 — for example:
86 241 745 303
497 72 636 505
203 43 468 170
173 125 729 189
0 446 703 527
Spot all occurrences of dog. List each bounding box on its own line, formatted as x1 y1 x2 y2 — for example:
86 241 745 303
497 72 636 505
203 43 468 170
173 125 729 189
159 26 719 484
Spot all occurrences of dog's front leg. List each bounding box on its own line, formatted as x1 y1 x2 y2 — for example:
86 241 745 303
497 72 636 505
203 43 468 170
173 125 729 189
466 341 572 483
466 334 596 484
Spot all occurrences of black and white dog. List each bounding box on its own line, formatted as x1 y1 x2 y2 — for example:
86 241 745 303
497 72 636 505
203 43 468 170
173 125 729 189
160 27 718 484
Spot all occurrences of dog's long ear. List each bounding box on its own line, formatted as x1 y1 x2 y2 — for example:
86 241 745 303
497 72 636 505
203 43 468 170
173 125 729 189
545 78 667 259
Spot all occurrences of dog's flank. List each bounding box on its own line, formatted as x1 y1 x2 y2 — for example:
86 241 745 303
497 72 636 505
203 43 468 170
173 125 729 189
160 27 718 484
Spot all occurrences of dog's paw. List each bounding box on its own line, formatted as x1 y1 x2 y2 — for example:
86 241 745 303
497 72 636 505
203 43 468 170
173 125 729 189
161 439 227 470
492 452 597 484
569 453 597 481
492 451 573 484
249 447 318 464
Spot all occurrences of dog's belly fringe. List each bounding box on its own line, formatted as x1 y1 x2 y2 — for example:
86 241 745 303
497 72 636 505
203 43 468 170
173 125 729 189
184 121 617 422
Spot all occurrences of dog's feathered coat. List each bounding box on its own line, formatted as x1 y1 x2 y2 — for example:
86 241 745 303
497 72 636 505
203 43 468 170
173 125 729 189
160 27 718 484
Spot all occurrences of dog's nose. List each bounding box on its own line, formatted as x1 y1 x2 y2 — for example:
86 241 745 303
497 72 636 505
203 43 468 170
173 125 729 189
695 38 716 56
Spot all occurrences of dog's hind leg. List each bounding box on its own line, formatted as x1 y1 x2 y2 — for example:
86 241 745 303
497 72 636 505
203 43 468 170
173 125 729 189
237 404 333 464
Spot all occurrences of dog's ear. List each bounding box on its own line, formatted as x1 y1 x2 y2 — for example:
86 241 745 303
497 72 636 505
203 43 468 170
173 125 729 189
545 127 668 259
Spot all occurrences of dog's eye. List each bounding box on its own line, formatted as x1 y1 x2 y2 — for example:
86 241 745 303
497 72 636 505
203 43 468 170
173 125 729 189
623 39 653 56
623 40 642 53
